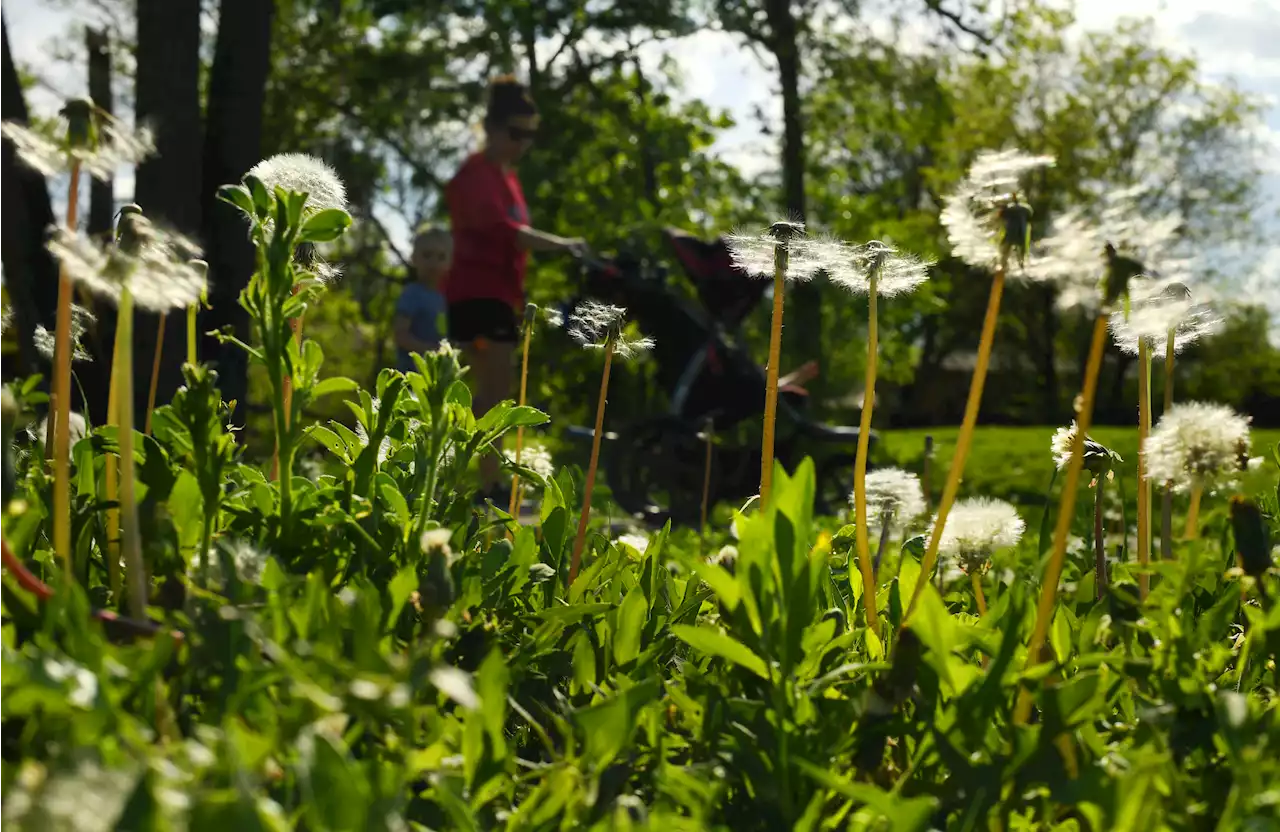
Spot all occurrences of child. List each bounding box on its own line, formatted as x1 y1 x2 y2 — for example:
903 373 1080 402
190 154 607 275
395 225 451 372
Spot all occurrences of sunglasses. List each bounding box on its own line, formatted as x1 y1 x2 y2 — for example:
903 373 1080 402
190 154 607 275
509 125 537 141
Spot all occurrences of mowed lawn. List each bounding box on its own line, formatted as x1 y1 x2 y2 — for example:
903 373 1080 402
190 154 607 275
876 425 1280 514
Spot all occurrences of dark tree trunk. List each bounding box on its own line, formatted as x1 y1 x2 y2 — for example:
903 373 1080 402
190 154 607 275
764 0 823 378
86 28 115 239
134 0 203 424
1 14 59 384
201 0 275 416
79 26 119 405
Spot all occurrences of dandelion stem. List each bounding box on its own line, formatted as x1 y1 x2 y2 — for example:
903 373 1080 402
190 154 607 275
1137 338 1151 599
187 302 198 366
872 508 893 579
760 249 788 505
272 305 304 482
116 287 147 619
1014 312 1109 726
905 254 1007 625
144 312 166 435
922 435 933 512
853 274 880 631
509 317 534 521
1184 483 1203 540
1160 330 1175 560
971 572 988 615
51 160 82 578
103 321 122 602
1094 478 1108 599
701 418 714 535
569 338 615 584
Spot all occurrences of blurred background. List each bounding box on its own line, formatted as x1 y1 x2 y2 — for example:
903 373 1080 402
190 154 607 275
3 0 1279 451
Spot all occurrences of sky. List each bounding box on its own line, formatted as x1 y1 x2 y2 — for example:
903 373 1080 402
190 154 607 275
7 0 1280 327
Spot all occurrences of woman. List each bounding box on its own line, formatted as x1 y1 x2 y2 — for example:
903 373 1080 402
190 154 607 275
445 75 584 500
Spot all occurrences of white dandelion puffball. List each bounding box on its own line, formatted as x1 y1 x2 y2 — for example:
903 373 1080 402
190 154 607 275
1108 278 1220 356
828 240 932 297
519 442 554 482
1031 185 1190 309
615 533 649 555
1144 402 1251 493
567 300 654 358
34 305 95 363
2 112 154 182
941 149 1055 270
46 216 206 313
852 467 926 535
1049 421 1120 475
247 153 346 212
726 222 828 281
934 497 1025 574
34 411 87 448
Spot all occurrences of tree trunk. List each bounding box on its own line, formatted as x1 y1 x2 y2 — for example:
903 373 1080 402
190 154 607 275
201 0 275 416
134 0 203 424
1 14 59 383
764 0 823 379
78 25 119 409
86 28 115 239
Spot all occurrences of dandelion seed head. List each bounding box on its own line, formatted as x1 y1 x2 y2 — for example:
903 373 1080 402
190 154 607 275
353 421 392 466
247 153 347 213
47 216 206 312
519 442 554 481
1 114 153 181
934 497 1025 574
420 527 456 565
709 544 738 571
941 150 1054 270
837 240 932 297
966 149 1055 192
1144 402 1251 493
34 411 87 448
615 533 649 555
852 467 926 535
543 307 564 328
1108 277 1221 356
567 300 654 357
33 305 95 363
727 222 825 281
1032 187 1190 308
1050 421 1121 475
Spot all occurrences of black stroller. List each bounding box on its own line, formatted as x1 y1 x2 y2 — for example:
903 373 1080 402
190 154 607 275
562 228 870 527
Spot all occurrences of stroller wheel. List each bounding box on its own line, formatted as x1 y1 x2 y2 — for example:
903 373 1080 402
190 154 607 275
609 418 708 528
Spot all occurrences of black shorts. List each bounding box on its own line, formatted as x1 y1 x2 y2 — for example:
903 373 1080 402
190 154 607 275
447 299 519 344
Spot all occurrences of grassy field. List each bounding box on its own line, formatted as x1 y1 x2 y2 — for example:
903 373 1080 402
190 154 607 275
877 424 1280 514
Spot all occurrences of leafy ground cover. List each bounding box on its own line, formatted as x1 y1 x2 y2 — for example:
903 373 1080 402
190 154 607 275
2 163 1278 832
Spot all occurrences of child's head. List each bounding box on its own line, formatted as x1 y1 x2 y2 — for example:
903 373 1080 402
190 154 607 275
411 224 452 286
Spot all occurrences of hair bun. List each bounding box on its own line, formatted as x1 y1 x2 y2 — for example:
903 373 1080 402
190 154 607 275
486 75 537 122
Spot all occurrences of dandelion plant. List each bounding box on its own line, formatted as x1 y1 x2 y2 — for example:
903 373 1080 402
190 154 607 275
1052 422 1120 597
566 302 653 583
907 149 1053 620
245 154 347 479
725 221 820 505
827 240 930 629
509 303 540 520
1145 402 1251 540
1015 189 1180 722
1111 280 1219 559
48 205 205 615
217 165 352 542
852 467 925 579
933 497 1024 614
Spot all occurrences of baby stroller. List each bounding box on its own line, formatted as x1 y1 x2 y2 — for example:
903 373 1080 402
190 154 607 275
563 229 869 526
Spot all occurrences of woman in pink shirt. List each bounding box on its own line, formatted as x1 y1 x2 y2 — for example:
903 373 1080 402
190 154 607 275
445 76 584 498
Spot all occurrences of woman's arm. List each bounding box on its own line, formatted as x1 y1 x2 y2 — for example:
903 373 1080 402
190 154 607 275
516 225 585 254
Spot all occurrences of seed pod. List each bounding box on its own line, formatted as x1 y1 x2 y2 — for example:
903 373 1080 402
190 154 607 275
1230 497 1272 578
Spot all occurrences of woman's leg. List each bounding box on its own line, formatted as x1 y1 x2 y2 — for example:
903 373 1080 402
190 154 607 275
463 340 515 491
